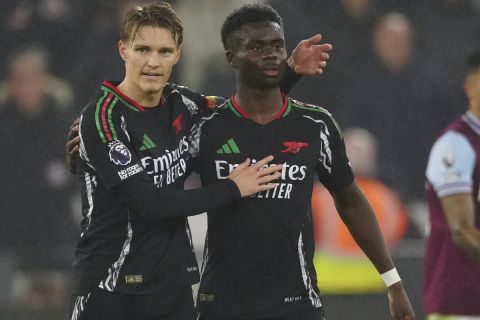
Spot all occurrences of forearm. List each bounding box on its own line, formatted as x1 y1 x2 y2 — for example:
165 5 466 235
117 176 240 222
441 193 480 259
451 226 480 258
333 183 395 273
280 62 301 94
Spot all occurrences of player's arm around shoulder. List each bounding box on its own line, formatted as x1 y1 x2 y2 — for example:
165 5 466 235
172 83 226 115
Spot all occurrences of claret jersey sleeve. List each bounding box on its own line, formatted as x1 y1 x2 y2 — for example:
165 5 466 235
78 91 240 223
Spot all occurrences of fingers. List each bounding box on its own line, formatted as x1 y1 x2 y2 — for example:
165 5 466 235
257 163 283 176
68 118 80 140
315 43 333 52
251 155 274 170
257 171 282 185
304 34 323 46
236 158 251 170
256 183 279 192
66 136 81 153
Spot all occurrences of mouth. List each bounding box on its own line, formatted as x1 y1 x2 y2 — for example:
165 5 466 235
142 72 162 79
261 65 280 77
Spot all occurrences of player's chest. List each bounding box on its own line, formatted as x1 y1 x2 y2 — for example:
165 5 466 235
121 109 192 186
200 117 321 178
121 107 191 154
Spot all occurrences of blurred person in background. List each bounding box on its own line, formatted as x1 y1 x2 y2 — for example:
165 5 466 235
424 51 480 319
336 11 455 202
312 127 408 294
0 45 77 309
269 0 381 109
0 0 81 77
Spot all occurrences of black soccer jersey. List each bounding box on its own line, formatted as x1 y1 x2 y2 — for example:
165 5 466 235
73 81 240 296
190 96 354 318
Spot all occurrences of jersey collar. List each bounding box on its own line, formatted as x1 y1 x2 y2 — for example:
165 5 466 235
463 110 480 136
101 81 167 112
228 94 292 119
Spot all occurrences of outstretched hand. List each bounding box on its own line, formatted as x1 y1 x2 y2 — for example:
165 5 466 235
288 34 332 75
66 117 80 174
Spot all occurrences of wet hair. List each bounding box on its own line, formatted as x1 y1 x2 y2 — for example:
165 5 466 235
120 2 183 46
466 50 480 75
221 4 283 50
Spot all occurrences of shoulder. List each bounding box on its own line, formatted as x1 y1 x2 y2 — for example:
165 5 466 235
426 129 476 196
289 98 343 137
289 98 332 115
431 130 473 156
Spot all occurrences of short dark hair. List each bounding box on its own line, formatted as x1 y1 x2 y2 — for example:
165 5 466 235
120 2 183 47
466 50 480 75
220 4 283 50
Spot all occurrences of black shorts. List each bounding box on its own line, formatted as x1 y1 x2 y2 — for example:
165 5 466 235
197 307 325 320
70 286 195 320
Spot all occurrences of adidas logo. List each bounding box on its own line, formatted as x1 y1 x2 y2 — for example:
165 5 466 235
217 138 240 154
139 134 156 151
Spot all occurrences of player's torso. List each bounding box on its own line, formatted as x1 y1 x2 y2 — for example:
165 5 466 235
424 115 480 314
74 83 200 295
197 98 325 317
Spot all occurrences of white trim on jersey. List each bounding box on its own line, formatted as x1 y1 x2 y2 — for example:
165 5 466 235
199 232 209 282
98 217 133 291
70 293 91 320
181 94 199 116
297 232 322 308
185 219 195 253
189 113 218 159
303 115 332 173
78 114 95 170
463 111 480 136
81 172 97 238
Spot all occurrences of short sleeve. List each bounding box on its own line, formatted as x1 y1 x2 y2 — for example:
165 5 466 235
315 115 354 191
426 131 475 197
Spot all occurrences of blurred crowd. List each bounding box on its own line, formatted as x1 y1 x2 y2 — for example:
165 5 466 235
1 0 480 316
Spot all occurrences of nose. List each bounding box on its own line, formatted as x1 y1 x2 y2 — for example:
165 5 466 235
262 46 278 60
147 52 161 68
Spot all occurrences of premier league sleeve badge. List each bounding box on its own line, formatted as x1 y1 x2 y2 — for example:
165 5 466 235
108 140 132 166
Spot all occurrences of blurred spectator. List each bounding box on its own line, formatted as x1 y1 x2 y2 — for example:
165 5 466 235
0 45 78 307
312 127 408 293
0 0 82 77
268 0 382 109
334 12 459 201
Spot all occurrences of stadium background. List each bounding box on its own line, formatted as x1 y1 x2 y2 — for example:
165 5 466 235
1 0 479 318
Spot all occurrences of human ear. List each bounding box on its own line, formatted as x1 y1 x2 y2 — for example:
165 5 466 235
226 50 236 68
173 44 182 65
118 40 127 61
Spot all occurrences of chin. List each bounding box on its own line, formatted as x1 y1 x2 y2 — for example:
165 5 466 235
259 79 282 89
141 83 164 95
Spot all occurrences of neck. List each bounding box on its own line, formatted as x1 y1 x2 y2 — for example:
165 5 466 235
234 84 283 124
469 103 480 119
117 79 163 108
